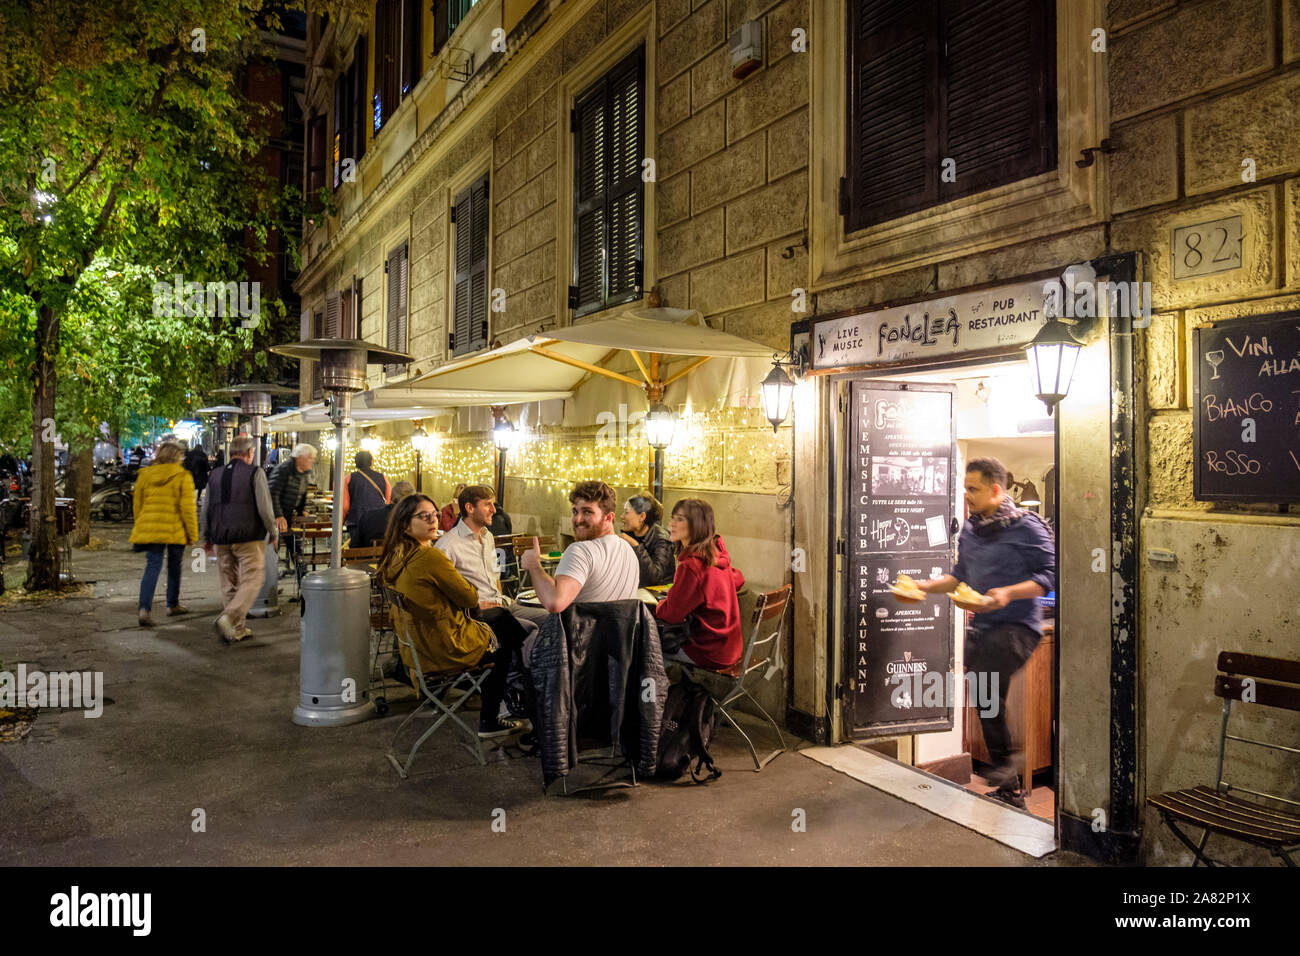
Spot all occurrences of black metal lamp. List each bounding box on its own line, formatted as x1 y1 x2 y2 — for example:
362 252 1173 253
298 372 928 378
760 343 807 431
1023 318 1083 416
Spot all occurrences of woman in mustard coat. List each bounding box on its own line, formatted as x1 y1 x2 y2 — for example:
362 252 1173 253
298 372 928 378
378 493 529 738
130 442 198 627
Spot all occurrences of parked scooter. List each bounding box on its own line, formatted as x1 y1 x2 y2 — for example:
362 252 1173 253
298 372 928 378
89 480 134 522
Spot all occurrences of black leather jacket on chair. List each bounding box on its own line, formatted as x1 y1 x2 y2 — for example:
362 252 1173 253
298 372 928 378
528 600 668 787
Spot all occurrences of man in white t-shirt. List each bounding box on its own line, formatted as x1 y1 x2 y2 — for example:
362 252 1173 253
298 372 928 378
520 480 639 613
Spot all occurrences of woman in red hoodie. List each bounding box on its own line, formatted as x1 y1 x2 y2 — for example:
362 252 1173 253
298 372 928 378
654 498 746 670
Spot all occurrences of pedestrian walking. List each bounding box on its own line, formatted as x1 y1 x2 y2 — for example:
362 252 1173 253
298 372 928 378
130 442 198 627
182 443 211 503
269 443 317 574
200 435 279 644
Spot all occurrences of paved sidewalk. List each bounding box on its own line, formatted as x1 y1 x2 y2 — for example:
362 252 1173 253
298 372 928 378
0 527 1087 866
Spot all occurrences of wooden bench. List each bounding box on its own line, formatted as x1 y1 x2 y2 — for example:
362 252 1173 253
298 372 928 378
1148 651 1300 867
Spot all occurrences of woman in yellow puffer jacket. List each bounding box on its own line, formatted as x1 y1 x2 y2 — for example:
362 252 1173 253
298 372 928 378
130 442 198 627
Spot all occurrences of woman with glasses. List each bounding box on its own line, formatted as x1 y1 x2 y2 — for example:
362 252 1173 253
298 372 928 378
377 494 530 738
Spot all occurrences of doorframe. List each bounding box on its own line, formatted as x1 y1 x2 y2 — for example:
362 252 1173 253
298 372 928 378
800 255 1143 864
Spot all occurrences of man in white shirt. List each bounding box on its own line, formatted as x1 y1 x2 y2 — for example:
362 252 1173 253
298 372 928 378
435 484 549 622
521 480 639 613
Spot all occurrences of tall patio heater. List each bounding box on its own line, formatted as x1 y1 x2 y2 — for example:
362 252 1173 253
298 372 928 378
270 338 412 727
195 405 242 462
213 383 299 620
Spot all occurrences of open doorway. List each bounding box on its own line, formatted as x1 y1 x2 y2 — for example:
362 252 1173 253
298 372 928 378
843 358 1059 825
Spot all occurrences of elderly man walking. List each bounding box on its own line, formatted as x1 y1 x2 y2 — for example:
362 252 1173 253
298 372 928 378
200 436 279 644
269 442 317 575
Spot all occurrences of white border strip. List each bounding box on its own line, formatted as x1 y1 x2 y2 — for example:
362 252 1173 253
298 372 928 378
801 746 1056 858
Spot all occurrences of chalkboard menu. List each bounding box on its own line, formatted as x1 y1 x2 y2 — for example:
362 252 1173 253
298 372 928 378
1193 313 1300 503
846 382 956 736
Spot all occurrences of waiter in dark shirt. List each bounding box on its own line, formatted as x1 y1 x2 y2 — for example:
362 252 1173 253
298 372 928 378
913 457 1056 809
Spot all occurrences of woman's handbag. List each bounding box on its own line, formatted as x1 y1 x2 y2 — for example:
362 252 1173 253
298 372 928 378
657 614 695 655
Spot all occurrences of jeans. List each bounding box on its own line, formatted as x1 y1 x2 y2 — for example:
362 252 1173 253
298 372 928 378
964 622 1041 789
477 607 529 728
139 543 185 611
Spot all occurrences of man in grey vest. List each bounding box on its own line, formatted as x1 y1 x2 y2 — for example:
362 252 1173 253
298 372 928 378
200 435 279 644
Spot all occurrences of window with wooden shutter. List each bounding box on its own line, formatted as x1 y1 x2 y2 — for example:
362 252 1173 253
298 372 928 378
339 277 359 339
844 0 1055 232
351 39 367 164
334 40 368 190
571 47 644 318
385 243 409 374
451 174 489 357
333 73 347 190
401 0 422 97
311 310 324 400
374 0 420 135
324 290 341 339
307 114 326 205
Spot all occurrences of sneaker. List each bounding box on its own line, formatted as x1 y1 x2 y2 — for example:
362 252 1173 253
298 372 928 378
138 608 154 628
166 604 190 616
986 786 1027 810
478 716 530 739
518 731 539 755
214 614 237 645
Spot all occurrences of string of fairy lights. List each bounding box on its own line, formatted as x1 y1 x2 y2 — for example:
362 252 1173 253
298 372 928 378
314 406 791 499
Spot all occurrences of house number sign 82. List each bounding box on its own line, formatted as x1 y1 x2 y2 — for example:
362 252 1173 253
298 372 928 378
1172 215 1243 280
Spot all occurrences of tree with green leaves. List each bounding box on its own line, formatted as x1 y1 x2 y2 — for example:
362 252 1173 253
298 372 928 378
0 1 300 589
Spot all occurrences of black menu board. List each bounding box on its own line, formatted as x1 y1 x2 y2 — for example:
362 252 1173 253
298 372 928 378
846 382 956 736
1193 313 1300 503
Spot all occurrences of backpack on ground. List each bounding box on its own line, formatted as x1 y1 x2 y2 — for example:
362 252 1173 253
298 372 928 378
655 674 721 783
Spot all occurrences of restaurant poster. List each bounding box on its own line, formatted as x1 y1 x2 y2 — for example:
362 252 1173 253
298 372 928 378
846 382 956 736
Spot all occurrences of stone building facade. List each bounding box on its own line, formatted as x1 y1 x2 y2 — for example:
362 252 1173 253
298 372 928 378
295 0 1300 864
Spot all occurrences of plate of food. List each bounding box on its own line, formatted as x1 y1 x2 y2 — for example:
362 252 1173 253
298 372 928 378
888 573 926 603
948 581 989 612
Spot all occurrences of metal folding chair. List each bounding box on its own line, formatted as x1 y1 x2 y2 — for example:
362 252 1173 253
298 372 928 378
1148 651 1300 866
343 546 395 715
384 588 492 778
679 584 791 771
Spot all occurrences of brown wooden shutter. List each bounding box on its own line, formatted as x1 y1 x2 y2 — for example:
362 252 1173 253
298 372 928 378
433 0 449 55
311 310 324 400
307 113 326 203
385 244 409 373
606 49 644 305
939 0 1055 197
572 84 607 316
324 290 341 338
451 175 489 356
846 0 938 231
572 47 644 317
401 0 422 98
845 0 1055 230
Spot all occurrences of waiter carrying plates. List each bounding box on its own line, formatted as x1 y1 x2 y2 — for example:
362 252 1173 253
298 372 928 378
910 457 1056 810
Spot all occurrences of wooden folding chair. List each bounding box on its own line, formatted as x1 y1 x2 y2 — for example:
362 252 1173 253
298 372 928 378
1148 651 1300 866
678 584 791 771
383 588 492 778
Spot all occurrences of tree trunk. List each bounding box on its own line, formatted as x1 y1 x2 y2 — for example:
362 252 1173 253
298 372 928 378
67 441 94 548
25 303 61 591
